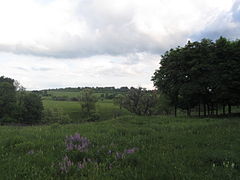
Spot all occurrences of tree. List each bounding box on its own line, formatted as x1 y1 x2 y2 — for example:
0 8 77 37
0 76 17 121
113 94 125 109
17 92 43 123
122 87 157 116
152 37 240 116
80 89 98 117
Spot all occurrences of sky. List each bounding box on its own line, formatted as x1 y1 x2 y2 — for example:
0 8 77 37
0 0 240 90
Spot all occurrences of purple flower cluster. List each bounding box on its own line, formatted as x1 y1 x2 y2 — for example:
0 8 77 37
59 155 74 173
115 147 138 159
59 156 92 173
65 133 90 152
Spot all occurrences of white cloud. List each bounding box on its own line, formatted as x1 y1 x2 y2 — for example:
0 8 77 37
0 52 159 89
0 0 235 58
0 0 239 89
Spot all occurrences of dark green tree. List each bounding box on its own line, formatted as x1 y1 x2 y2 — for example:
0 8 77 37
17 92 43 123
80 89 98 117
0 76 17 121
122 87 157 116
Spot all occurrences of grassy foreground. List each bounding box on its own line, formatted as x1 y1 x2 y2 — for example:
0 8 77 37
0 116 239 179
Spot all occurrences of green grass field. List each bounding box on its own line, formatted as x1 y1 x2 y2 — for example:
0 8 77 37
43 99 131 122
0 116 239 179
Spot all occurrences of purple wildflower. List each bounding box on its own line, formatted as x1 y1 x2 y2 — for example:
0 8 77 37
65 133 90 152
59 155 73 173
77 162 85 169
77 158 89 169
124 147 138 154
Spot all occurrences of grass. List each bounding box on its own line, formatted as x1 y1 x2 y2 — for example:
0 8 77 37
0 115 239 179
43 99 131 122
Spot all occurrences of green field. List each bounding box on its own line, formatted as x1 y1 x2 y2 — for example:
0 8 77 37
43 99 131 122
0 116 239 179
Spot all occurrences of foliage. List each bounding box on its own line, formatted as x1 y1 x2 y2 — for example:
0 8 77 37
121 87 157 116
153 93 173 115
17 92 43 124
0 76 43 124
152 37 240 116
113 94 125 109
0 76 17 121
80 89 98 117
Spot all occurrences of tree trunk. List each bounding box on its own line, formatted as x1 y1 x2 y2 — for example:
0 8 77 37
228 104 231 115
174 105 177 117
223 105 225 115
211 103 214 115
216 104 218 116
198 103 201 117
204 104 206 117
207 104 210 116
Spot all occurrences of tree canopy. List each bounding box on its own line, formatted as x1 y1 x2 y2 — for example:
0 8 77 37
152 37 240 116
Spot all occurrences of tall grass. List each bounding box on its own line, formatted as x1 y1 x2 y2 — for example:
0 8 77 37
0 116 239 179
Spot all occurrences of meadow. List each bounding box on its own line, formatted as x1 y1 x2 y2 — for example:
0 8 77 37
42 99 131 122
0 89 239 179
0 115 239 179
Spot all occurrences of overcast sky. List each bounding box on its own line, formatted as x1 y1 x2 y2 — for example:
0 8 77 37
0 0 240 90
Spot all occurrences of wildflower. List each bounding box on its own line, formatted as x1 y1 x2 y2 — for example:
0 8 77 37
59 155 73 173
77 158 89 169
65 133 90 152
124 147 138 154
77 162 85 169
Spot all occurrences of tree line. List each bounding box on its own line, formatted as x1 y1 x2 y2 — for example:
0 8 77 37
0 76 43 124
152 37 240 116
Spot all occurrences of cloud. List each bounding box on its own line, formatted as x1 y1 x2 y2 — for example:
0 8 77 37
0 0 239 90
191 0 240 40
0 0 235 58
0 52 158 90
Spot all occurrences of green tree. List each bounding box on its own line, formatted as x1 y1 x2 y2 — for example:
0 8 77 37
17 92 43 123
80 89 98 117
113 94 125 109
0 76 16 121
122 87 157 116
152 37 240 116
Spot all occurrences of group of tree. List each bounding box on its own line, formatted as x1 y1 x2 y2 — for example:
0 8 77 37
0 76 43 124
152 37 240 116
